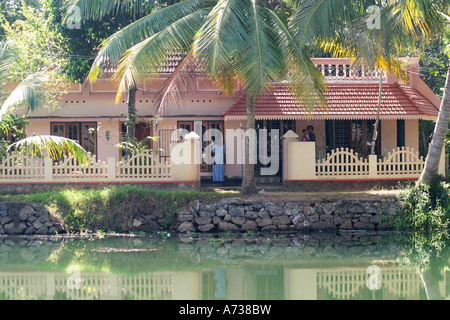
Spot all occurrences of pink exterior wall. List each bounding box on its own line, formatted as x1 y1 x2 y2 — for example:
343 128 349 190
380 119 420 157
26 120 50 137
97 119 121 162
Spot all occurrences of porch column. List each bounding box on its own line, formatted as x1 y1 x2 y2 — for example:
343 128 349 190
282 130 299 182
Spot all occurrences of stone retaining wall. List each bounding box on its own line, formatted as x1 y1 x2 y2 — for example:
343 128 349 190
0 203 64 235
175 197 399 234
0 197 400 235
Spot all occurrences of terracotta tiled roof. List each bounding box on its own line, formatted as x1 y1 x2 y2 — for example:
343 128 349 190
158 53 186 73
223 83 440 120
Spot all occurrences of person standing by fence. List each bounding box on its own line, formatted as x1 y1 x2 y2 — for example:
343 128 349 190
212 136 225 182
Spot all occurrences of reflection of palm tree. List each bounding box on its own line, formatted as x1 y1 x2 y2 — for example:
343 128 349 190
420 268 443 300
399 233 449 300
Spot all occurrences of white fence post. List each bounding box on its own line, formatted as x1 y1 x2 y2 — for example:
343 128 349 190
44 158 53 182
107 157 116 180
171 132 200 182
368 155 378 179
288 142 317 180
282 130 299 182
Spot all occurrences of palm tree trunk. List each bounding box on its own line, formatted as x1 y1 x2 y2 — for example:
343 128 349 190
419 65 450 185
371 69 383 155
420 268 443 300
242 94 257 195
126 83 137 141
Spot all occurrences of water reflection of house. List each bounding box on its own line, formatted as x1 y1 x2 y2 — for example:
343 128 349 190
0 266 448 300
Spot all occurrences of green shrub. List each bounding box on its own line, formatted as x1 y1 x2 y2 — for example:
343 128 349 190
396 175 450 231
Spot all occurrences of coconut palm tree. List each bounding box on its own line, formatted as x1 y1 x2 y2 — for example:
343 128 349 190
64 0 327 194
291 0 450 186
64 0 204 142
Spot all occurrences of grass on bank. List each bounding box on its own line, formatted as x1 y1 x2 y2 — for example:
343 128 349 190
0 185 230 232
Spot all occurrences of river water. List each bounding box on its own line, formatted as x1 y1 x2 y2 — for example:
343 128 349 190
0 231 448 301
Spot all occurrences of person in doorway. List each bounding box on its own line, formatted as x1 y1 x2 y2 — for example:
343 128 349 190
307 125 316 142
301 129 310 142
212 136 225 182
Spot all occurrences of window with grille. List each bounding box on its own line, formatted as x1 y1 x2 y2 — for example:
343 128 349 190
334 120 351 149
51 122 97 155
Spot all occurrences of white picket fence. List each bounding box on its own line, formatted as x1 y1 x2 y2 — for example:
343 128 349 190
0 146 436 183
317 266 422 300
0 150 172 183
315 147 426 179
0 271 175 300
377 147 425 177
316 148 369 177
116 150 171 181
0 153 45 180
52 154 108 180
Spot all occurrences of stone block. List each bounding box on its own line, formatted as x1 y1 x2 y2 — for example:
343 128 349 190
229 205 245 217
241 220 257 231
198 224 215 232
272 216 291 226
218 221 239 232
266 204 283 216
177 222 195 233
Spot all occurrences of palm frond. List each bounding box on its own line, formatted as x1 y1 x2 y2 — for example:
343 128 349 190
343 6 413 81
152 49 198 120
237 0 283 96
8 135 89 163
196 0 287 97
390 0 445 40
193 0 248 79
63 0 154 22
267 8 327 113
0 73 48 119
112 8 208 104
0 114 28 140
0 41 17 80
289 0 366 44
88 0 209 83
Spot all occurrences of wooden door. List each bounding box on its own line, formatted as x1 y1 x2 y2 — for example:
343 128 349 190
201 121 224 172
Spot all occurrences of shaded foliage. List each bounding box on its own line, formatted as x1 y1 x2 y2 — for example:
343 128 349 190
395 175 450 231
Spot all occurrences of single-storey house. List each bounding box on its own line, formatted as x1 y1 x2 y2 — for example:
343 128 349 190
15 57 442 184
